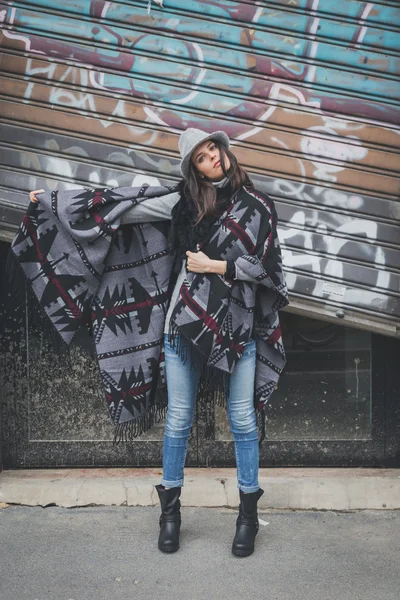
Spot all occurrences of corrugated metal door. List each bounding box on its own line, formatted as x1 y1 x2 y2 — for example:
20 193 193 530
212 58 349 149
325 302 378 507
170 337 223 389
0 1 399 467
1 0 399 333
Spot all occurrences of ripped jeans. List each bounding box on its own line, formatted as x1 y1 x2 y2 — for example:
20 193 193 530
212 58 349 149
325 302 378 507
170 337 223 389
161 334 260 493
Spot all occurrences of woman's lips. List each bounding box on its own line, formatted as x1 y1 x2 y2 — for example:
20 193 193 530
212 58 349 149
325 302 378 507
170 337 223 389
214 161 221 169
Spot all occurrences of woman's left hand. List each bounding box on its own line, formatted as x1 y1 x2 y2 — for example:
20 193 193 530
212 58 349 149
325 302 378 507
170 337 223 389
186 250 213 273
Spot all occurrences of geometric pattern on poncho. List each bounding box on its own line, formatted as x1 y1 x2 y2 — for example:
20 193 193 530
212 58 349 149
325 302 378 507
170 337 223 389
10 184 289 443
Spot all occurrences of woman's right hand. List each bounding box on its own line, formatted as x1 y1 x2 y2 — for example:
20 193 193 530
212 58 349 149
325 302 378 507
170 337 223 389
29 189 45 203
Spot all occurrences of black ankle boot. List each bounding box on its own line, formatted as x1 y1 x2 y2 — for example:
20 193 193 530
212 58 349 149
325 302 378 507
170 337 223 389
155 485 182 553
232 488 264 557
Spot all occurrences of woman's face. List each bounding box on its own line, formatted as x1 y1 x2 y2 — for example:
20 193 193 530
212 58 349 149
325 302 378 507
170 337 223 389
191 140 230 181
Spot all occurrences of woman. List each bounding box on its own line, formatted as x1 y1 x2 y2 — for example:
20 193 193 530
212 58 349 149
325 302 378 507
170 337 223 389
29 127 288 558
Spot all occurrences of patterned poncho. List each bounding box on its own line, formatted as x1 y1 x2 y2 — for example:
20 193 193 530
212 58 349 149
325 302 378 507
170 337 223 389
9 183 289 443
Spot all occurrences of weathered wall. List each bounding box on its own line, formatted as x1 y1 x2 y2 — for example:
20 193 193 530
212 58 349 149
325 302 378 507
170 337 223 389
0 0 399 336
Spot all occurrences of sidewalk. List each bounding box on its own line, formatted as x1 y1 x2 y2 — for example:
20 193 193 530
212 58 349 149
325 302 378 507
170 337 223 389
1 505 400 600
1 467 399 510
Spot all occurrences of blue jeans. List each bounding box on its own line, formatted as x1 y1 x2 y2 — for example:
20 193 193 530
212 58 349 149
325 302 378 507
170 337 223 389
162 334 260 493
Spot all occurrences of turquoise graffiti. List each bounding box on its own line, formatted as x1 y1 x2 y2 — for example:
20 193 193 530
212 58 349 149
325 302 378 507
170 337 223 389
0 0 399 130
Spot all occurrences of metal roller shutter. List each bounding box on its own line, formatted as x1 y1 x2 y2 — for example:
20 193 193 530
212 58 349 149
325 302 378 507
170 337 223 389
1 0 399 335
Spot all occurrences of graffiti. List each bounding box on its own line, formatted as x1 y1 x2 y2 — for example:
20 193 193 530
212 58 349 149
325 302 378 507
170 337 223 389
0 0 399 330
1 1 399 122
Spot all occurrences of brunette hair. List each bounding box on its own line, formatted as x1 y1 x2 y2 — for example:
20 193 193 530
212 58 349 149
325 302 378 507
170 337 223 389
184 142 253 224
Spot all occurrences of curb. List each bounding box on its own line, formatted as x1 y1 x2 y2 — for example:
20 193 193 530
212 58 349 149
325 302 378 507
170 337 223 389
0 468 399 510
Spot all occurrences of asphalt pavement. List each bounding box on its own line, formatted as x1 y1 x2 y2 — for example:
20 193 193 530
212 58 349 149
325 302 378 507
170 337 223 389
1 506 399 600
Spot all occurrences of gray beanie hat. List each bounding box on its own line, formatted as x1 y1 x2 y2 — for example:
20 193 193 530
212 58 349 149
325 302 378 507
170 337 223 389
179 128 230 180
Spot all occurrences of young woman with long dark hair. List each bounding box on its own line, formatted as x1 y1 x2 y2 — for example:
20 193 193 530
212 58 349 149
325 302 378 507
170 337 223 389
29 128 288 558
